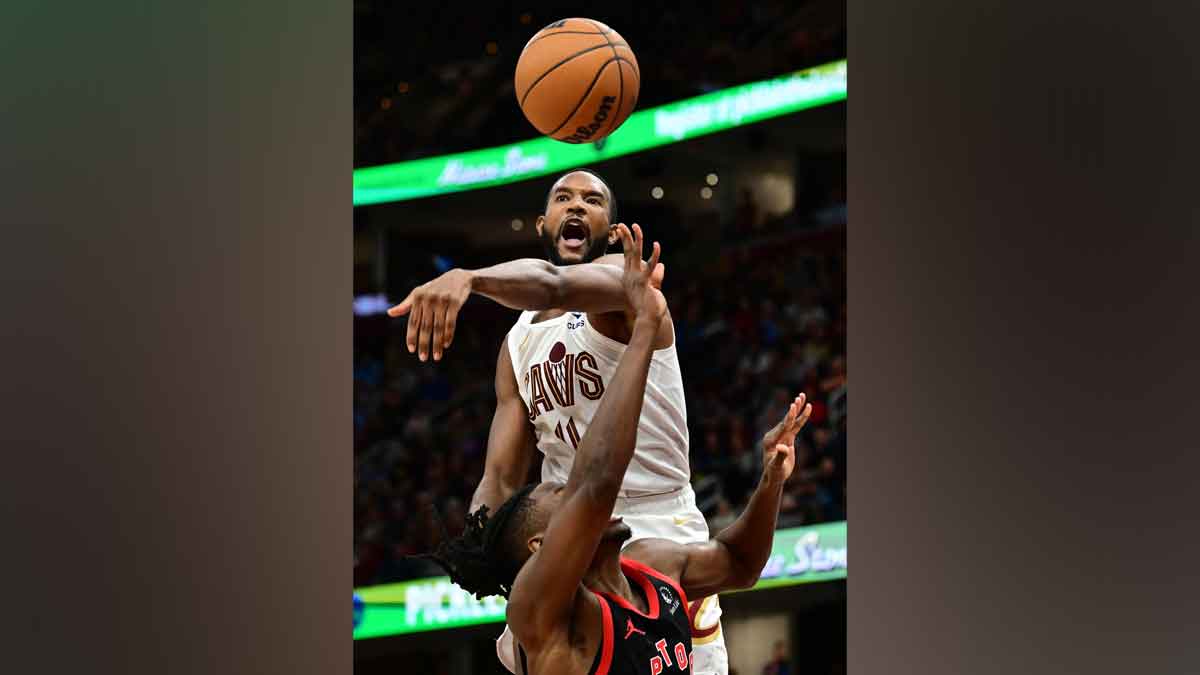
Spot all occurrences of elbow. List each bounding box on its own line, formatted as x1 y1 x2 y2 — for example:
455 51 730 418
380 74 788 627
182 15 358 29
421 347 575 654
728 558 764 590
730 569 761 591
519 259 565 309
734 569 762 590
543 264 568 309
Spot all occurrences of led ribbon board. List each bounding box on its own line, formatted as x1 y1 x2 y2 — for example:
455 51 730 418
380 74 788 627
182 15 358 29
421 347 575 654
353 520 846 640
353 59 846 206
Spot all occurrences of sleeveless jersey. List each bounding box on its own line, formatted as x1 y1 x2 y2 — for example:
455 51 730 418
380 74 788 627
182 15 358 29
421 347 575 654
518 558 694 675
587 558 694 675
506 310 690 497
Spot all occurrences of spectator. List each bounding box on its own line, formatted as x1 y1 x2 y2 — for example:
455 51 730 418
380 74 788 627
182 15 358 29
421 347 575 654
762 641 791 675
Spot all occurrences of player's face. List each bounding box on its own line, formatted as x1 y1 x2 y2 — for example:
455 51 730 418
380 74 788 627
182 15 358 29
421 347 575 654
537 172 615 265
526 481 632 550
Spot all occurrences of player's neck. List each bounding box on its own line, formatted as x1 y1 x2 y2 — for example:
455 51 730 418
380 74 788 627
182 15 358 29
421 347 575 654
582 539 633 600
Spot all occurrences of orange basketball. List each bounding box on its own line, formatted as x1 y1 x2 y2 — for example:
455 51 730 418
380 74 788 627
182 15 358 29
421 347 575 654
515 18 640 144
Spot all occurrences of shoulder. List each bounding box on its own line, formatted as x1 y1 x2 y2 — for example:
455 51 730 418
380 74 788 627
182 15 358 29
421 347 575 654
585 253 674 348
592 253 625 267
622 538 689 582
500 329 520 363
510 586 602 668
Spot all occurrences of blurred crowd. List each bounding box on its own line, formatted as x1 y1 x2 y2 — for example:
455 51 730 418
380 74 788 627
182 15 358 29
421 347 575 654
354 0 846 166
671 238 846 534
353 225 846 586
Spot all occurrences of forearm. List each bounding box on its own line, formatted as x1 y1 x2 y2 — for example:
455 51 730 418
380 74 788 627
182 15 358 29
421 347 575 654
471 416 534 513
467 259 626 313
472 345 535 514
568 315 659 495
469 475 519 514
713 470 786 586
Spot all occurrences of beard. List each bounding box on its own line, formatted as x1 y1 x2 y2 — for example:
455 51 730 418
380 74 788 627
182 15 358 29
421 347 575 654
540 221 609 266
601 519 633 544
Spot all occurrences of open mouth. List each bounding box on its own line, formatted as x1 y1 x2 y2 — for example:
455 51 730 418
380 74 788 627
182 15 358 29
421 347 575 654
560 219 588 247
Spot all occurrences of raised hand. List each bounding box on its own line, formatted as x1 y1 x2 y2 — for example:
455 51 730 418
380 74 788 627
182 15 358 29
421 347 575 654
385 268 473 362
614 223 666 322
762 393 813 482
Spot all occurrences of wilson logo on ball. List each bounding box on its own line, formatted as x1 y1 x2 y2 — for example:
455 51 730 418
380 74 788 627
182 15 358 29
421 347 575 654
563 96 617 144
515 18 640 143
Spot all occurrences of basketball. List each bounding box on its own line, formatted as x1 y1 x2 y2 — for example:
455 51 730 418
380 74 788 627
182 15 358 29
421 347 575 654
515 18 640 144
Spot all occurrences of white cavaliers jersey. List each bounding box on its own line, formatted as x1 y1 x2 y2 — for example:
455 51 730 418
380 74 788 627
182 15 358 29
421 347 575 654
506 310 691 497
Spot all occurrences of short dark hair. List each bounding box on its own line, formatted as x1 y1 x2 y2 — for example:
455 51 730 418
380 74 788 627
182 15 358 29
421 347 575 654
544 168 618 223
418 483 539 599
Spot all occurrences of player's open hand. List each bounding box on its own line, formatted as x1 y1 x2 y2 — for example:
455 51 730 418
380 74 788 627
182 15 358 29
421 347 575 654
615 223 666 322
762 393 812 482
611 222 665 291
385 268 473 362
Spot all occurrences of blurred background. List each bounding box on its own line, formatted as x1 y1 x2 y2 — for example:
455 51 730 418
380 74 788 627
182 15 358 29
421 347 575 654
353 1 845 673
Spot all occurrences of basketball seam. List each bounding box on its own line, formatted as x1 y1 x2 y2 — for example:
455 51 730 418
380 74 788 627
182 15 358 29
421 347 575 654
547 57 636 138
591 19 624 140
616 45 641 81
518 42 630 107
528 29 611 45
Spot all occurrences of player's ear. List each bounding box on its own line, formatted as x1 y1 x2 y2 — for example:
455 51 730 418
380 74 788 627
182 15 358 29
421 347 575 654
606 222 619 246
535 215 545 237
528 534 544 554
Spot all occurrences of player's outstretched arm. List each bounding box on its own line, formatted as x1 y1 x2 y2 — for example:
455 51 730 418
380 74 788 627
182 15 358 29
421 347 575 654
626 394 813 599
384 224 662 361
469 339 537 514
506 224 666 649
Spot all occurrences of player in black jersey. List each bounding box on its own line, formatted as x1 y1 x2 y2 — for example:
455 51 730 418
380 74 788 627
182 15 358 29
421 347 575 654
422 224 812 675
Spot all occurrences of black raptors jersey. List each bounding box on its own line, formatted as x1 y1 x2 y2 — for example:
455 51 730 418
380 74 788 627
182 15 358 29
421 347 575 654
586 557 694 675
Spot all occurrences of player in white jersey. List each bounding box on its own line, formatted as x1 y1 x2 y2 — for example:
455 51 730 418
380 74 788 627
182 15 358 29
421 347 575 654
388 169 732 674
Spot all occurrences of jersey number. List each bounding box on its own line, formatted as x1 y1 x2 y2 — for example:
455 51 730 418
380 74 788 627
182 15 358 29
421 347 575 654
553 416 581 450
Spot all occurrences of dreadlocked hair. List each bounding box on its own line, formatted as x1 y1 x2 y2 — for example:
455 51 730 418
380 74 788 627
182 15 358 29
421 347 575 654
415 483 539 600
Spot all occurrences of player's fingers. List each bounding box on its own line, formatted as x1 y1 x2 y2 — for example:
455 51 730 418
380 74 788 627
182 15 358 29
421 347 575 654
797 403 813 427
417 300 434 362
650 262 665 289
645 241 661 281
387 292 414 317
632 224 644 259
431 301 446 361
787 395 806 430
790 393 806 418
443 302 459 351
617 223 634 265
406 297 423 353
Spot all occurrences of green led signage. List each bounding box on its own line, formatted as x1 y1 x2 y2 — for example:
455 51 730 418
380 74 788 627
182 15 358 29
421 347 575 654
353 520 846 640
353 59 846 206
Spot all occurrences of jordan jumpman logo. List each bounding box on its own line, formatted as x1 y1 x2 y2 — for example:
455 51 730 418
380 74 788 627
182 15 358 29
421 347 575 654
624 618 646 640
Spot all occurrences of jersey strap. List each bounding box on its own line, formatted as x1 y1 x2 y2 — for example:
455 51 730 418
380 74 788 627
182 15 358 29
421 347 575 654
577 312 678 361
618 557 690 619
586 590 615 675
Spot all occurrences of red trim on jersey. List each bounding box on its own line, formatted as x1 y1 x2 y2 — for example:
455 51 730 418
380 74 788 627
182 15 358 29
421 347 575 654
593 591 615 675
620 557 690 613
597 558 661 619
